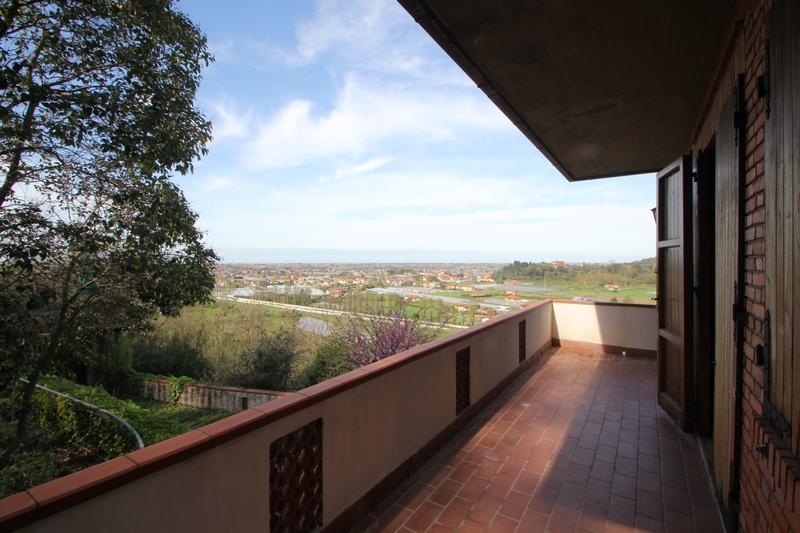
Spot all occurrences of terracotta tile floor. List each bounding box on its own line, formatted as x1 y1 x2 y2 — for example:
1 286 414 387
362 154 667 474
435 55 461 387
352 347 725 533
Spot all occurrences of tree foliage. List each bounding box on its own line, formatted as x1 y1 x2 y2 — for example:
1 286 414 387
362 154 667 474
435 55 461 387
493 258 656 285
0 0 217 444
334 300 445 367
0 0 212 207
303 338 353 386
211 329 299 392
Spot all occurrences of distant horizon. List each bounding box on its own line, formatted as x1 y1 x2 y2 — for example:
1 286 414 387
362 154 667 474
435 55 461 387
215 248 654 265
176 1 656 263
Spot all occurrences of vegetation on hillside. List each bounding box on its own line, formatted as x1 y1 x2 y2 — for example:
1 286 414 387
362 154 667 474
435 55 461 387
0 377 228 498
0 0 217 457
493 258 656 285
128 300 307 390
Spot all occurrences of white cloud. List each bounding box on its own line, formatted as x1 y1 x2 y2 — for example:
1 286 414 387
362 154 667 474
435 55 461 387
200 176 235 192
244 76 507 169
287 0 427 73
208 100 252 140
193 163 655 259
332 157 394 180
249 0 466 86
208 39 235 63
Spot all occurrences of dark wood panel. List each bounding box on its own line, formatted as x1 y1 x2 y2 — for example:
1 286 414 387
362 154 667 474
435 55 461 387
765 0 798 453
693 146 716 438
776 0 791 420
713 87 738 505
790 0 800 455
656 154 693 431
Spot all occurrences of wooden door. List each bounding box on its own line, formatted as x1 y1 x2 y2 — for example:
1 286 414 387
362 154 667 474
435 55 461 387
694 146 716 438
657 154 694 431
712 86 741 508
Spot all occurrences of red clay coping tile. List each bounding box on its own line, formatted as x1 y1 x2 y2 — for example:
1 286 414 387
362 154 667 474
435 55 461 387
190 383 290 396
195 405 271 445
0 491 38 530
27 456 139 519
125 430 213 478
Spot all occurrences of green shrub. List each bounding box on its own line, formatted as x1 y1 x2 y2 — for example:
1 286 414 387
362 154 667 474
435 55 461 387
211 329 298 391
98 333 135 394
304 339 354 386
35 377 194 449
167 376 195 404
0 422 92 498
32 387 138 459
130 332 210 379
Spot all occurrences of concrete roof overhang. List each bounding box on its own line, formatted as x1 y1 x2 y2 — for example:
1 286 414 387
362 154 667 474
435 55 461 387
397 0 735 181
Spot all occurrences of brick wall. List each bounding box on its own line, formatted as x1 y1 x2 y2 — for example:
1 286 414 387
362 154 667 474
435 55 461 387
692 0 800 530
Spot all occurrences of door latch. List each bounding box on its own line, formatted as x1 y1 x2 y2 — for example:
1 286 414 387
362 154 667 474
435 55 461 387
732 303 748 325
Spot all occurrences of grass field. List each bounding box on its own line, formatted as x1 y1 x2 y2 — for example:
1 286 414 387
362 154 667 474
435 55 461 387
524 285 657 304
426 285 657 306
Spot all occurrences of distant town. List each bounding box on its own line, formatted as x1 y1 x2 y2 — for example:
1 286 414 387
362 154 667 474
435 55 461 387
214 258 657 320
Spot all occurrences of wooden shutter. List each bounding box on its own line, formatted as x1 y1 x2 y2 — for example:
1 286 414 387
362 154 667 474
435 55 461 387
764 0 799 453
656 154 694 431
713 87 740 505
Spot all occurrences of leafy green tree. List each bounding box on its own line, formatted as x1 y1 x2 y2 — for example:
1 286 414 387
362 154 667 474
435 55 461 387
0 0 212 208
212 329 299 392
304 339 353 386
0 0 216 444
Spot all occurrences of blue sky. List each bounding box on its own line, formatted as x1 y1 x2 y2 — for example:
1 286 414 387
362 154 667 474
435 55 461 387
174 0 656 264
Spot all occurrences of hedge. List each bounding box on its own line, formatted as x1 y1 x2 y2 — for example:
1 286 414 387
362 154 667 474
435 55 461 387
35 377 194 456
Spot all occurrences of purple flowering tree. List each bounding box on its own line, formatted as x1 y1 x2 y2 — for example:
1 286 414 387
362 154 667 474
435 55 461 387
336 302 448 367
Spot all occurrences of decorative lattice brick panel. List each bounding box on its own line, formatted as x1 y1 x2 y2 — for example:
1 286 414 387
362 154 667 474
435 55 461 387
519 320 527 364
456 347 471 415
269 418 323 532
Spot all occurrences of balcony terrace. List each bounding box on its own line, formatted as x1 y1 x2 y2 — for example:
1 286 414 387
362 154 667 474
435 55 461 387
353 347 723 532
0 300 724 533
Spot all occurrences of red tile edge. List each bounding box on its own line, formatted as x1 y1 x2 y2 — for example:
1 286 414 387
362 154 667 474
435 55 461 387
27 456 139 520
195 407 271 446
0 491 38 531
125 430 213 478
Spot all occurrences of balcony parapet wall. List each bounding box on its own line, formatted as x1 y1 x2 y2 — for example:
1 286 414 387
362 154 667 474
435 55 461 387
552 300 657 358
0 300 655 532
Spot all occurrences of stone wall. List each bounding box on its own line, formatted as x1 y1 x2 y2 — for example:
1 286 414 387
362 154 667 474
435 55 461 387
138 379 287 413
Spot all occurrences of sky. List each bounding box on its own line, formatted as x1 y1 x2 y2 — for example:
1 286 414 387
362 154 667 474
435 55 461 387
174 0 657 264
